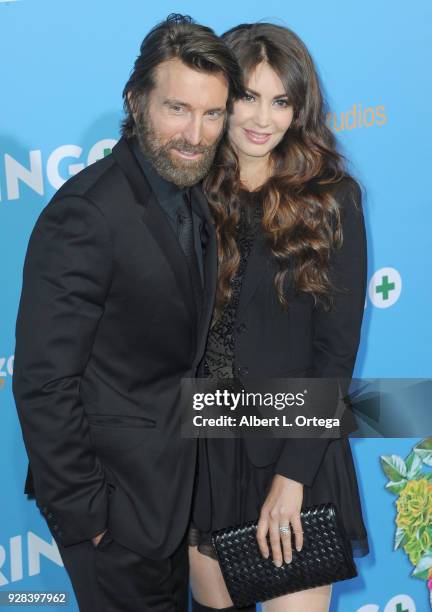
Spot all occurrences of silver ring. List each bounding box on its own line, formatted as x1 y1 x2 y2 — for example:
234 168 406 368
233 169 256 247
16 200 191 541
279 525 291 535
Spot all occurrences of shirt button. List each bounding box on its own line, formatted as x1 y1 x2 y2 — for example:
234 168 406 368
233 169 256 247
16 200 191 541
237 323 247 334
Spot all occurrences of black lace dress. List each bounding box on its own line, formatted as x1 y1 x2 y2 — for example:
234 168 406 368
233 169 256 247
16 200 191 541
187 188 369 560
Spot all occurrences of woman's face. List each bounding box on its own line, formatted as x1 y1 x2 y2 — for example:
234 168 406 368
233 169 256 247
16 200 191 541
228 61 294 160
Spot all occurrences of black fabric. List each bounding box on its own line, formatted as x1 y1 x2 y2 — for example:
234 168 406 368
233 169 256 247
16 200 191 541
203 190 261 379
13 137 218 559
178 190 204 312
57 530 189 611
232 178 367 486
188 436 274 559
211 503 356 608
192 597 255 611
188 182 369 561
189 193 272 557
131 137 206 284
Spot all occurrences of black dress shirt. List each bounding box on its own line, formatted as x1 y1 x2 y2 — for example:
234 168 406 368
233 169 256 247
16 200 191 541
131 138 206 284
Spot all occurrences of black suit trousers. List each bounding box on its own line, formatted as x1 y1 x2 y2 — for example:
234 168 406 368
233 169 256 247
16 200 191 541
57 530 189 612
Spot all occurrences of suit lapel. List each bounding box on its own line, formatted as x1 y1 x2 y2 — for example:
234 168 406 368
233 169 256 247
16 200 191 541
112 137 196 319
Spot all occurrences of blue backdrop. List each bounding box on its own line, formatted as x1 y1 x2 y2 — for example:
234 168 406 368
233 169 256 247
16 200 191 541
1 1 431 610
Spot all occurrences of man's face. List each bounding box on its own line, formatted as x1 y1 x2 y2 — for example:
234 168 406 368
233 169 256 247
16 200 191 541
134 58 229 187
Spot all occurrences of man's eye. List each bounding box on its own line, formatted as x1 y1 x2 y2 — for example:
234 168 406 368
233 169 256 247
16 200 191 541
243 93 255 102
170 105 184 113
207 110 223 119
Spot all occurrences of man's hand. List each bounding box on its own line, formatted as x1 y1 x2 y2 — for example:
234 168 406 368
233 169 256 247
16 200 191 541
91 530 107 548
256 474 304 566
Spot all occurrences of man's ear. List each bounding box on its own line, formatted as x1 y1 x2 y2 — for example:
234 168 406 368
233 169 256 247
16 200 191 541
127 91 147 123
127 92 138 122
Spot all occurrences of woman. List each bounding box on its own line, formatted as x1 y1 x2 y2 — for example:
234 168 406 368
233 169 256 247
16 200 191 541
188 22 369 611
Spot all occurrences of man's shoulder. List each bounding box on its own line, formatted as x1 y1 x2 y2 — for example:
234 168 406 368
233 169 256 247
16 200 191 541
52 150 128 205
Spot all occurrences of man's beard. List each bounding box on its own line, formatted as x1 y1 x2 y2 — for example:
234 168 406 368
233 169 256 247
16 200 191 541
135 106 221 187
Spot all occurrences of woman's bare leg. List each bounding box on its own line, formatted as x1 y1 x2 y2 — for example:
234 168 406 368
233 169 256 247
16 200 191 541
189 543 331 611
262 584 332 612
188 545 234 608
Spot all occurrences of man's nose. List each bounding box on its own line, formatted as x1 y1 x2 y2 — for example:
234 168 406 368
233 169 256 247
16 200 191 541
182 115 203 146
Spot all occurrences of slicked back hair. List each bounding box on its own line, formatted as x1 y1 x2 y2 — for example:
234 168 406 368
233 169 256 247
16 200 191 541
121 13 243 137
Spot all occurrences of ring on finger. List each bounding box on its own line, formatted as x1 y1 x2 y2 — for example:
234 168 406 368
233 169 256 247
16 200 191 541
279 525 291 535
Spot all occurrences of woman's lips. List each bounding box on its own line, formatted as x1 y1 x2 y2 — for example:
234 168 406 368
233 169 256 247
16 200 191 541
243 128 272 144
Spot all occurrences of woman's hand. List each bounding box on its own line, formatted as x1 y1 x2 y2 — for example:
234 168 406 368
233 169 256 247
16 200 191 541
256 474 304 566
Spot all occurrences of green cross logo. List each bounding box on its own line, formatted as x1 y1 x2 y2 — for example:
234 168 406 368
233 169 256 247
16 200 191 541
376 275 395 300
87 140 117 166
368 267 401 308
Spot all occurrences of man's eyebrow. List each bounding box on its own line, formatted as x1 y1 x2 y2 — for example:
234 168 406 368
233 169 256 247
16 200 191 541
163 99 226 113
163 98 191 109
245 88 289 100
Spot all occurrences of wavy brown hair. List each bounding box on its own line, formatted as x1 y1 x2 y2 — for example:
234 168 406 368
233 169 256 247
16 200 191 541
203 22 356 316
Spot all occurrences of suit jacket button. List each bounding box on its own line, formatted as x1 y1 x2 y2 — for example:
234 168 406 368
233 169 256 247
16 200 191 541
237 323 247 334
237 366 249 376
53 525 59 531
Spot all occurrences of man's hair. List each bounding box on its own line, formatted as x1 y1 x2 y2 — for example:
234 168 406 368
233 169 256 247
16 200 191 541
121 14 243 137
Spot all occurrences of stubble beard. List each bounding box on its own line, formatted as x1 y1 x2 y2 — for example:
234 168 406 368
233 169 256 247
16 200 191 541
135 105 221 187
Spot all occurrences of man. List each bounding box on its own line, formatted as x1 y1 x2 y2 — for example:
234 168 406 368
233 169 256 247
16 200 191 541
12 14 242 611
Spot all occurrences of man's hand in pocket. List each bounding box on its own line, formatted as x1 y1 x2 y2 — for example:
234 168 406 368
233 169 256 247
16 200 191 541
91 530 107 547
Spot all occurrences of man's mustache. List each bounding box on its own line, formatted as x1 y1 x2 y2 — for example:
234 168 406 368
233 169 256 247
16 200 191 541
167 140 211 155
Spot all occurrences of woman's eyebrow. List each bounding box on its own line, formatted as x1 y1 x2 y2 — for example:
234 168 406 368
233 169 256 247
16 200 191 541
245 88 289 100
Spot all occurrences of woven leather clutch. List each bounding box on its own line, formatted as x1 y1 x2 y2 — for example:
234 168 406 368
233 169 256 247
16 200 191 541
211 502 357 608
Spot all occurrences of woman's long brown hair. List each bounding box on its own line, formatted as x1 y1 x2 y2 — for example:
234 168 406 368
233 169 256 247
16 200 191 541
203 23 356 317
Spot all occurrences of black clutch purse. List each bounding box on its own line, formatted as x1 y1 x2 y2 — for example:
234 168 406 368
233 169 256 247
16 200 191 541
211 502 357 608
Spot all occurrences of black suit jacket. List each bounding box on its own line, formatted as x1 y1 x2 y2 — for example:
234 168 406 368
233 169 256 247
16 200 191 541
12 137 217 559
234 178 367 487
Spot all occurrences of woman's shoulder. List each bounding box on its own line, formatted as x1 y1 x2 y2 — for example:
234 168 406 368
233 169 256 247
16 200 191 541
325 175 363 214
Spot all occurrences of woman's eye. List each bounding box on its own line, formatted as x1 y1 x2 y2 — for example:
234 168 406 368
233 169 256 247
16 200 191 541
274 99 290 108
243 93 255 102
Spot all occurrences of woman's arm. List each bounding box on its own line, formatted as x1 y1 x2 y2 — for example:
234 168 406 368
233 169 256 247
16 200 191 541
274 177 367 486
257 178 367 564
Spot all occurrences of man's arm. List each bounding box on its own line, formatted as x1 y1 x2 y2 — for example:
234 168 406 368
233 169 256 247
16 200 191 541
275 179 367 486
13 195 112 546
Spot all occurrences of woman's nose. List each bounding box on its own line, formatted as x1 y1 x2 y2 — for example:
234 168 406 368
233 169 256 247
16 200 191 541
253 103 271 128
